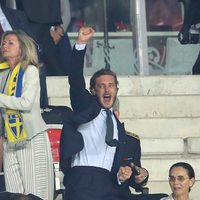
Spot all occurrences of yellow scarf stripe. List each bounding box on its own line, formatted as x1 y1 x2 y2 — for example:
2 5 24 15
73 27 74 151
4 62 27 145
0 62 10 70
7 63 21 96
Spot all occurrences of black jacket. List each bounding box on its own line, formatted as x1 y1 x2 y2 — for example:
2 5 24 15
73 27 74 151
60 46 148 197
16 0 62 24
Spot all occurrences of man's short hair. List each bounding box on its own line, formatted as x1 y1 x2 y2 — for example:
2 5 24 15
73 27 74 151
89 68 118 92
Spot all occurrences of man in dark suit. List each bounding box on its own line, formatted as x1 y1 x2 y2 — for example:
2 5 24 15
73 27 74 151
60 27 148 200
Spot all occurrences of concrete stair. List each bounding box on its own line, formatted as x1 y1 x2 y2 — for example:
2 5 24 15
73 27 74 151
47 75 200 198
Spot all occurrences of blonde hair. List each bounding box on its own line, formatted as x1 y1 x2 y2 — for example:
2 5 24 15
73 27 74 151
1 30 39 69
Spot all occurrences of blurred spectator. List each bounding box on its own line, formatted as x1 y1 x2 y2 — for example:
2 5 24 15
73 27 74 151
48 0 72 75
107 0 130 31
146 0 183 31
14 0 72 76
68 0 130 32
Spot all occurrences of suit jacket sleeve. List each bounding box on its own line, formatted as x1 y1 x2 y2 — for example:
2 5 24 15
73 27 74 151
128 138 149 188
68 46 94 112
60 0 71 32
119 135 148 193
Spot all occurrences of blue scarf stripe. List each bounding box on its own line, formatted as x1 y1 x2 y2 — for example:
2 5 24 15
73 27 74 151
16 67 24 97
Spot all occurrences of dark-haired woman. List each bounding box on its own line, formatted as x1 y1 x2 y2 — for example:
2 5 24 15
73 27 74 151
161 162 195 200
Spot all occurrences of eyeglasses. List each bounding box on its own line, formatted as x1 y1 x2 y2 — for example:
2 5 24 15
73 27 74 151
169 176 189 182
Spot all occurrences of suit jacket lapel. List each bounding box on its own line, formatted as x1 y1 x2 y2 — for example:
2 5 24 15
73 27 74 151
71 100 101 124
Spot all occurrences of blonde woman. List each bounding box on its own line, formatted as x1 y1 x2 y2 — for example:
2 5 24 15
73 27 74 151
0 30 54 200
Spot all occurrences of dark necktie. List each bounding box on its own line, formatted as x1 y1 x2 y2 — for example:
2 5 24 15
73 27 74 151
105 109 119 147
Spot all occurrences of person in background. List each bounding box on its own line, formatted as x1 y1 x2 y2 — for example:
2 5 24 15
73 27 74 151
0 30 54 200
15 0 72 76
0 1 41 173
48 0 72 75
160 162 195 200
146 0 182 31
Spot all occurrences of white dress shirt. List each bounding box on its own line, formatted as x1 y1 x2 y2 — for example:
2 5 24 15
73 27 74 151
72 108 118 171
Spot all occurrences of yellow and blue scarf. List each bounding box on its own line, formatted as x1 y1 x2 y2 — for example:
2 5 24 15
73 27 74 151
0 62 10 70
0 62 27 145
